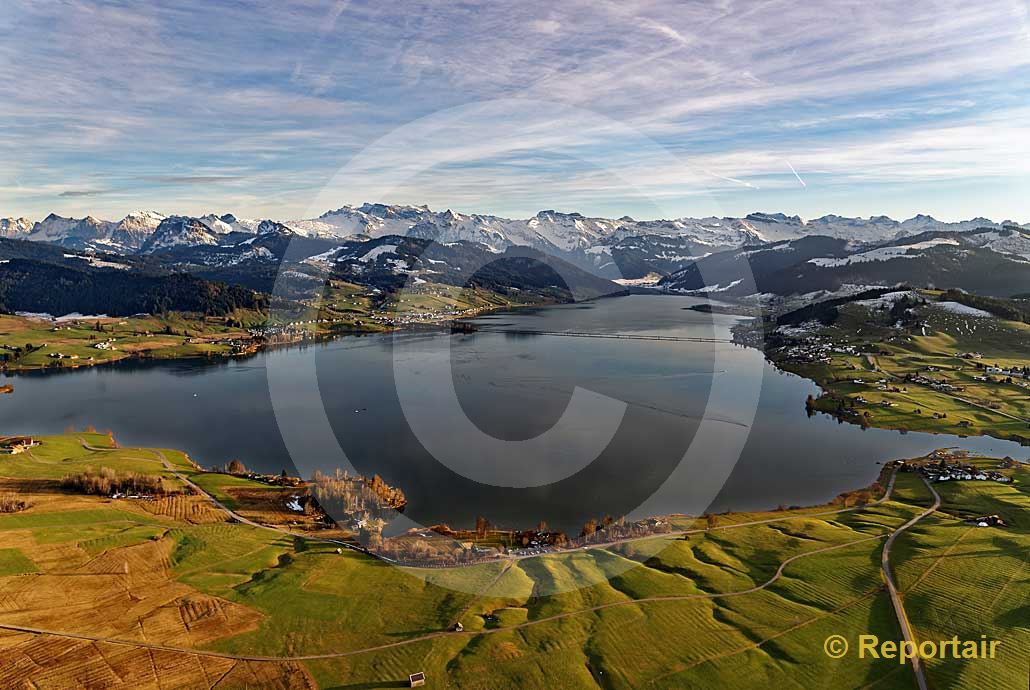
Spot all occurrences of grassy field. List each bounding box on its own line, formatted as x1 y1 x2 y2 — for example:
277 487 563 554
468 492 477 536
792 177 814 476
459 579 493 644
0 310 266 371
0 434 1025 688
0 282 544 373
771 290 1030 444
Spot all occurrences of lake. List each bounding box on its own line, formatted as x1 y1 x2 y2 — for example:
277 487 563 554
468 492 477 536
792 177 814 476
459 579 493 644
2 294 1025 533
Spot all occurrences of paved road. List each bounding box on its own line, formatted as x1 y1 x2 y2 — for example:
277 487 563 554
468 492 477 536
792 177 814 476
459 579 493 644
881 474 940 690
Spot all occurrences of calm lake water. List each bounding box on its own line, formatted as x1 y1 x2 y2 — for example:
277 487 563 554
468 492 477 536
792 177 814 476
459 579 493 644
2 295 1025 532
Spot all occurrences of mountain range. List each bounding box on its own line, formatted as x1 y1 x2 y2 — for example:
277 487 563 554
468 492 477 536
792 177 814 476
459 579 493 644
8 204 1027 259
3 204 1030 305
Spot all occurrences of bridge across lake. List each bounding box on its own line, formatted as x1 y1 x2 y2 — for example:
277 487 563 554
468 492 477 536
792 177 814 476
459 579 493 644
468 326 732 343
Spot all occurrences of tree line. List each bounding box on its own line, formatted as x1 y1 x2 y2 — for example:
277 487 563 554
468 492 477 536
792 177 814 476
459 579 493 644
61 466 176 496
0 259 267 317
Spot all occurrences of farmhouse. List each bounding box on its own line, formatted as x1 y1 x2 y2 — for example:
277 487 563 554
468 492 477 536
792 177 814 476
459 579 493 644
409 671 426 687
0 436 38 454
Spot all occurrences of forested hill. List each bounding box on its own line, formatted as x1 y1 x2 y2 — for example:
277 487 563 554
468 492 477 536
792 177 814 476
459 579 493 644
0 258 266 316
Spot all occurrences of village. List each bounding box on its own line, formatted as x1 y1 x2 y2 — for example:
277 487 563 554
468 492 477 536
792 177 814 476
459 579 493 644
896 455 1014 485
0 436 39 454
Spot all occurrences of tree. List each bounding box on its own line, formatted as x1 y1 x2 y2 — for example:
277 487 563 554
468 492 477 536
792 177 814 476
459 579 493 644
359 517 385 551
227 459 247 474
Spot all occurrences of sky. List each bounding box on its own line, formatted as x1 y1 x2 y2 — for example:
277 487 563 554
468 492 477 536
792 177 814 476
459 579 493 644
1 0 1029 223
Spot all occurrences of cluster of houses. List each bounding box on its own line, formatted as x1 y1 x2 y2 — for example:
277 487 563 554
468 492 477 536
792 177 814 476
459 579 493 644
0 436 38 454
248 321 335 342
984 365 1030 379
232 470 305 488
908 373 963 393
903 460 1014 484
773 337 856 365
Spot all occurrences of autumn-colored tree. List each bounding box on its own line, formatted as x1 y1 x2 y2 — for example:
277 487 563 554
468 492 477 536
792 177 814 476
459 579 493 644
0 492 27 513
359 517 385 551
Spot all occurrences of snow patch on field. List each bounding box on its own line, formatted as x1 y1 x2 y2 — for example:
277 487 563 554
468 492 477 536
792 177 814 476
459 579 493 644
808 238 959 267
776 320 823 337
854 290 914 308
359 244 398 262
935 301 992 318
692 279 743 293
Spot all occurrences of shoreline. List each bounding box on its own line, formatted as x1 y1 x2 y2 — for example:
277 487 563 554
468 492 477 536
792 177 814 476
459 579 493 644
0 297 556 375
20 431 910 567
0 287 639 375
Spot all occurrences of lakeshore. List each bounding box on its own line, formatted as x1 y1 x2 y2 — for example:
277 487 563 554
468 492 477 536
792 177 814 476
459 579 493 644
4 294 1027 535
0 281 550 372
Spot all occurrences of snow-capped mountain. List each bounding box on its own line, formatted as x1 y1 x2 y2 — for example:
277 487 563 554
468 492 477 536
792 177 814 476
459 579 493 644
198 213 261 235
286 205 1027 265
16 211 165 251
5 204 1029 284
109 210 166 250
659 229 1030 298
139 216 220 254
27 213 111 245
0 217 33 238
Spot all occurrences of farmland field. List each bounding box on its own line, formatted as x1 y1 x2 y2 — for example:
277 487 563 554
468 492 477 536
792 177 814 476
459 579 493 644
0 434 1024 688
768 290 1030 443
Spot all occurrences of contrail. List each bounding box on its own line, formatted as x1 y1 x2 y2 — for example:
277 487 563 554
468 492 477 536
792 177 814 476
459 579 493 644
704 169 758 189
786 160 807 187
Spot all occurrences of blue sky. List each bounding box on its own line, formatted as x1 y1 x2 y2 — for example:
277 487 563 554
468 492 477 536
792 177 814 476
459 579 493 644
1 0 1028 222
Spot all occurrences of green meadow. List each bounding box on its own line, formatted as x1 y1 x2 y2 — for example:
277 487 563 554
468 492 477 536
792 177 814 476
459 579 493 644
0 435 1025 688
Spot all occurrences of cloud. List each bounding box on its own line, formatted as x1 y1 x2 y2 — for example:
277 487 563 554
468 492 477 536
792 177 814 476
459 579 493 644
529 19 561 34
1 0 1027 221
144 175 246 185
59 189 108 197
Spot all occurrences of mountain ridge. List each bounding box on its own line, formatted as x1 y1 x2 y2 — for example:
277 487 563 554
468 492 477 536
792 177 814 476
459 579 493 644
5 205 1030 298
5 204 1027 255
